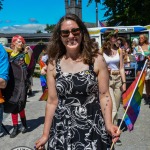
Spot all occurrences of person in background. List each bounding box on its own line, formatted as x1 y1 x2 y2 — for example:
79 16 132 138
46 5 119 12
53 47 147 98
134 34 150 104
9 35 31 138
0 44 9 134
102 29 126 146
129 38 139 70
117 37 126 49
35 14 121 150
117 37 130 67
132 38 139 51
123 40 131 68
26 46 34 97
0 37 13 54
39 45 48 93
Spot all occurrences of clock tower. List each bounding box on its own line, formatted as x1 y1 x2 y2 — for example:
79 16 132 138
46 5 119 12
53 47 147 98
65 0 82 20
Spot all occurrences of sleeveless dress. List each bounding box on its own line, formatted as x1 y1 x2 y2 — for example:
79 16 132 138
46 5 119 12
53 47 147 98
47 60 112 150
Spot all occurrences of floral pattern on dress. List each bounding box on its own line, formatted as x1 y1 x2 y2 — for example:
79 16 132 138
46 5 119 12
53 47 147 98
47 60 112 150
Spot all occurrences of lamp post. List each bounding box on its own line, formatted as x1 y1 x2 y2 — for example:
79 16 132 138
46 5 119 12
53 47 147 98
87 0 100 27
95 0 101 27
96 1 98 27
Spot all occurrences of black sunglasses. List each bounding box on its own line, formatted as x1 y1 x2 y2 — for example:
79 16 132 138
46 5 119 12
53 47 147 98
60 28 81 37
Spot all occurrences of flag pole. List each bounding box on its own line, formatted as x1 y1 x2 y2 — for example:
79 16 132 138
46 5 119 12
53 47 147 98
110 59 148 150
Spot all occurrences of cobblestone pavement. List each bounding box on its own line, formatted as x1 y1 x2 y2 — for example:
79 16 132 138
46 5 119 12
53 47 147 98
0 78 150 150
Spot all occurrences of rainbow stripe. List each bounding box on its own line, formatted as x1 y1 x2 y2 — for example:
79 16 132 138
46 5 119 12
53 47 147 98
39 89 48 101
122 71 146 131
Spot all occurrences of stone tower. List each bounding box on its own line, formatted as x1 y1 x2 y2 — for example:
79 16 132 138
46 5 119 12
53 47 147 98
65 0 82 20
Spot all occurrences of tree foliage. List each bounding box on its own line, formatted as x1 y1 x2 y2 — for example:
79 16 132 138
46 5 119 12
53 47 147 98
0 0 3 10
44 24 55 33
102 0 150 26
36 30 42 33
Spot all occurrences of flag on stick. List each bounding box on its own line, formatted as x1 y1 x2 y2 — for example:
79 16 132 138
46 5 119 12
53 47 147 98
122 59 147 131
110 60 147 150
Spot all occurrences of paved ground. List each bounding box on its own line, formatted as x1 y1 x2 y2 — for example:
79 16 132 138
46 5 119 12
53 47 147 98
0 78 150 150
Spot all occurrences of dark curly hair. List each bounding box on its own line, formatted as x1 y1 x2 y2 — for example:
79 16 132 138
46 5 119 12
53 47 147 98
47 13 99 64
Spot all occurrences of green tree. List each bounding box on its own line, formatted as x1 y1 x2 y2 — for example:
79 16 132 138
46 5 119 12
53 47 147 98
102 0 150 26
44 24 55 33
0 0 4 10
36 30 42 33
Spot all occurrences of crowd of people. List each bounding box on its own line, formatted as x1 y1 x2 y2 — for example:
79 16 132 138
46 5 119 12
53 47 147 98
0 13 150 150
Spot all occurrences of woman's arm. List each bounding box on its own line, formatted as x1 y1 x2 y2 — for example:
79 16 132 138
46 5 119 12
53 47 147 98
42 62 58 137
94 54 121 142
119 49 126 92
35 62 58 149
95 55 112 128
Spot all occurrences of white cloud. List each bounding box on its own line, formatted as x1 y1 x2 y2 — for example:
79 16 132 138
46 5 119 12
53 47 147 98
0 24 47 33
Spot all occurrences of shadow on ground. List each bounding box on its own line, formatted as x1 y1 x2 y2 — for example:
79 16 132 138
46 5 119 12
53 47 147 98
0 116 44 138
26 116 44 132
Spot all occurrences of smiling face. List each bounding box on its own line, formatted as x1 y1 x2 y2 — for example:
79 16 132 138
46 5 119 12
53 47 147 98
60 20 82 53
11 35 25 52
139 35 146 44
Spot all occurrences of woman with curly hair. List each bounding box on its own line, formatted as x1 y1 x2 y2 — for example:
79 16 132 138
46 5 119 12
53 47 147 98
101 30 126 146
35 14 120 150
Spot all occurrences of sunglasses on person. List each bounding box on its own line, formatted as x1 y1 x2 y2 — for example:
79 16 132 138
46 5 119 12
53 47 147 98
60 28 81 37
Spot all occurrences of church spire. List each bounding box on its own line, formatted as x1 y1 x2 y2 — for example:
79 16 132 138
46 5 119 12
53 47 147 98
65 0 82 20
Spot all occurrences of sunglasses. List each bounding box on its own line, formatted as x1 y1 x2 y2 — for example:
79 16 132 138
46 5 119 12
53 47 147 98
60 28 81 37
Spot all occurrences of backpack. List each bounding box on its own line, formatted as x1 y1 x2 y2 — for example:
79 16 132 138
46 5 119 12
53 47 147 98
2 61 27 114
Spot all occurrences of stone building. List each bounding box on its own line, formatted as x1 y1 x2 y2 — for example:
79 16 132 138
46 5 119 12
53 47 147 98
65 0 82 20
65 0 96 27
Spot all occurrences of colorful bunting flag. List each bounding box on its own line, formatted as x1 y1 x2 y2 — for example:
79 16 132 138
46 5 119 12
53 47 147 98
98 20 106 27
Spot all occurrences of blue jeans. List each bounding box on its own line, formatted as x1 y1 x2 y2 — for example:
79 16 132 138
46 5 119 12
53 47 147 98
0 104 4 132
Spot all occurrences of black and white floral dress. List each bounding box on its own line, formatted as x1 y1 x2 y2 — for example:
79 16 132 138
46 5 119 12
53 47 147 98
47 60 112 150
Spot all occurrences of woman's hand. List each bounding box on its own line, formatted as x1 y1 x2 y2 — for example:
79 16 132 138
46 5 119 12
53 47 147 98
24 46 30 53
106 123 121 143
35 135 48 150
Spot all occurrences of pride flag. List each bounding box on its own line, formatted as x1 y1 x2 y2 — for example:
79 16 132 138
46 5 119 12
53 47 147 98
39 89 48 101
122 60 147 131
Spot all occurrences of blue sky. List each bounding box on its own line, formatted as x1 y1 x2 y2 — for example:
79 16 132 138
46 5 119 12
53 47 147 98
0 0 106 33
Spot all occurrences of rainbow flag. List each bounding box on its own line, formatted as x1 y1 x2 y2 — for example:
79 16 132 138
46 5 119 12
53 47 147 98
39 89 48 101
122 69 146 131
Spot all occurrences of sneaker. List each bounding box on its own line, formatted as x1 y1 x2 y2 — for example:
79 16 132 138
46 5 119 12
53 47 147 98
116 139 122 146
